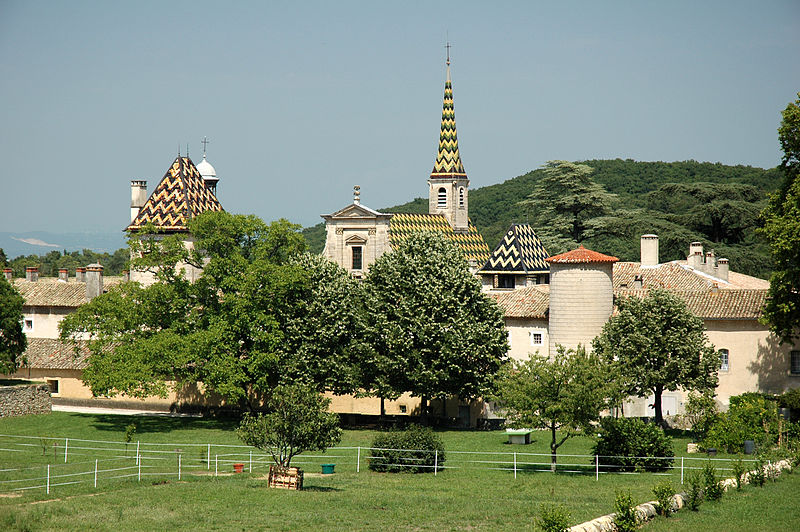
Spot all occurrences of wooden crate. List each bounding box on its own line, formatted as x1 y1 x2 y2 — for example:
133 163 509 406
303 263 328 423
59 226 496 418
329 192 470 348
268 465 303 490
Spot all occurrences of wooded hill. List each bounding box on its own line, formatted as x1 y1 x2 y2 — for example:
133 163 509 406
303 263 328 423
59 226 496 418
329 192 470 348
303 159 781 279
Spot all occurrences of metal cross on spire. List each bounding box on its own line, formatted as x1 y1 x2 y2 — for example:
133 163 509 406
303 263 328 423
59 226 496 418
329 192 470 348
201 136 210 156
445 41 451 66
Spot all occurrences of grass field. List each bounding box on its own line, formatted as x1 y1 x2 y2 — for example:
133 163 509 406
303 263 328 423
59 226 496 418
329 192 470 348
0 412 791 531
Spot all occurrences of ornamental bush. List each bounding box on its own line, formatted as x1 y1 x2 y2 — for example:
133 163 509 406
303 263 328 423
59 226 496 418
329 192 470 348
536 503 571 532
592 417 674 471
652 480 675 517
369 425 445 473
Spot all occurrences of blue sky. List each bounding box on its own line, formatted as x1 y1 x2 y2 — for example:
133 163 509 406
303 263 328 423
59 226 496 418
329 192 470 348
1 1 798 234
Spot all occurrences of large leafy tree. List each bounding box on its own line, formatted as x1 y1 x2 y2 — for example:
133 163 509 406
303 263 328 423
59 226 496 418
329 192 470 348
364 232 508 418
0 275 26 374
761 92 800 344
517 160 618 252
592 289 719 427
494 346 607 472
60 212 368 407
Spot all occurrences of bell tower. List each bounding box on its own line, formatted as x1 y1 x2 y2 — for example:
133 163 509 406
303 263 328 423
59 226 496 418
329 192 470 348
428 45 469 233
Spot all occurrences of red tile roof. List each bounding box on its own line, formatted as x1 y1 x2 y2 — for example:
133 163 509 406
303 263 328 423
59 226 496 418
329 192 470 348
489 286 550 318
22 338 89 370
615 289 768 320
546 245 619 264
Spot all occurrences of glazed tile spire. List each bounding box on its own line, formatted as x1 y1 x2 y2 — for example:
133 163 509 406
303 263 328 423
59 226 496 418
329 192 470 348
431 59 466 178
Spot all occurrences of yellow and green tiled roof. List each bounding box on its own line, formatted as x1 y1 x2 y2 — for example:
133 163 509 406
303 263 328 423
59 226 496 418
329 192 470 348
389 213 490 264
127 157 223 232
431 66 466 178
480 224 550 274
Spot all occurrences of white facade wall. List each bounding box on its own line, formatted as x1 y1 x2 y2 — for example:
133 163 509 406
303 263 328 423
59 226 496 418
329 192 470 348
504 317 549 361
322 217 391 276
22 307 71 339
548 262 614 355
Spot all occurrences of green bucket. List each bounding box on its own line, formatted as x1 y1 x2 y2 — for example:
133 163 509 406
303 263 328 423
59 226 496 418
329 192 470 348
321 463 336 474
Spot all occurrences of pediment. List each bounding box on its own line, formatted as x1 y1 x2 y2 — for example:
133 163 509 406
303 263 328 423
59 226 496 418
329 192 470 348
323 202 391 220
345 234 368 244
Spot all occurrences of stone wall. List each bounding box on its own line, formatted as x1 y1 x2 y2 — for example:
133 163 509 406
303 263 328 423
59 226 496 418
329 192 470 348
0 384 52 417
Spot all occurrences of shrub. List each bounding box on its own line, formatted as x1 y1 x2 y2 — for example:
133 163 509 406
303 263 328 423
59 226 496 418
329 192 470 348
732 456 747 490
682 391 718 442
652 480 675 517
750 459 766 487
536 503 570 532
702 462 724 501
369 425 445 473
703 393 781 453
592 417 674 471
686 471 704 511
613 490 639 532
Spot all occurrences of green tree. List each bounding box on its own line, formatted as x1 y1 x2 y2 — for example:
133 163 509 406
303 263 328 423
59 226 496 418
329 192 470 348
60 212 366 406
236 382 342 468
0 275 27 374
364 232 508 419
517 160 618 252
494 346 607 472
593 289 719 427
761 92 800 344
0 248 7 267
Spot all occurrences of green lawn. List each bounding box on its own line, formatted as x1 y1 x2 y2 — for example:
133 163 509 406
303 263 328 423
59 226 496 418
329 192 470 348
0 412 788 531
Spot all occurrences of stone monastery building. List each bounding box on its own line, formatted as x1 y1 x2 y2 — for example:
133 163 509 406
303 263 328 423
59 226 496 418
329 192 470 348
3 57 798 423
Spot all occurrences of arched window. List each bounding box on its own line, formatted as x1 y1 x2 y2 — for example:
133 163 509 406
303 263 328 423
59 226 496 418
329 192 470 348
459 187 465 207
437 187 447 208
719 349 729 372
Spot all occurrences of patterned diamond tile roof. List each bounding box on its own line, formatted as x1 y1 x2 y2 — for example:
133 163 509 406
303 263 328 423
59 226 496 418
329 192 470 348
489 286 550 318
615 289 768 320
127 156 223 232
388 213 490 265
546 245 619 264
14 277 123 307
430 65 466 178
22 338 89 370
480 224 550 274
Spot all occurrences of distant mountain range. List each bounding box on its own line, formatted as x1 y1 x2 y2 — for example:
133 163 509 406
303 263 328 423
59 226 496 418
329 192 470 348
0 231 126 259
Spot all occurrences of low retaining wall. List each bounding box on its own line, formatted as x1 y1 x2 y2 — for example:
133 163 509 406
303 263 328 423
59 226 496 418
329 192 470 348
569 459 793 532
0 384 52 417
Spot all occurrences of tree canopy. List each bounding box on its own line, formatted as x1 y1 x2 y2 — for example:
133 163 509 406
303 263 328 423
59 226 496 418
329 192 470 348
364 232 508 414
60 212 369 407
0 275 26 374
494 346 607 471
592 289 719 426
761 92 800 344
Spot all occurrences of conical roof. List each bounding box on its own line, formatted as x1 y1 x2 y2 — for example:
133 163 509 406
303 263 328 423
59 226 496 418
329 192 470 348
430 65 466 178
480 224 550 274
126 156 223 232
546 245 619 264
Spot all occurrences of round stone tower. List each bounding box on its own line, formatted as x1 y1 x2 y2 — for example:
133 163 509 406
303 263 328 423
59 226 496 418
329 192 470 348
545 245 618 355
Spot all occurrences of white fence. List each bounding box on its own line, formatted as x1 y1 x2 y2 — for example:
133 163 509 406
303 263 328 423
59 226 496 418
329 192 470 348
0 433 764 495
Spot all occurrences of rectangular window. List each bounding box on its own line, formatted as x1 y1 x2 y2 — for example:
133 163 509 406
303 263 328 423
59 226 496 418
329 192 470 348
719 349 729 372
530 332 543 346
351 246 363 270
46 379 59 395
498 275 515 289
23 319 33 332
507 330 512 349
791 351 800 376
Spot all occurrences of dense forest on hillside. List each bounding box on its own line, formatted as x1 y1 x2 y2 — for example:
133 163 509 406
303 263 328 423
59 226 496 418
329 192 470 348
303 159 781 279
0 248 129 278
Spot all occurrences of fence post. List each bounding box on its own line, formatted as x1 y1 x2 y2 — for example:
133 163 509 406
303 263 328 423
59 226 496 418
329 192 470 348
138 455 141 482
215 455 218 477
769 460 772 481
514 452 517 479
94 459 98 488
357 446 361 473
596 455 599 481
249 450 252 473
178 454 182 481
207 444 211 470
64 438 68 463
47 464 50 494
136 441 140 465
681 457 684 485
434 450 438 476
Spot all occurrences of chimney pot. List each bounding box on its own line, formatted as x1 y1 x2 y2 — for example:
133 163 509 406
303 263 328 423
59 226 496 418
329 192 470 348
717 258 729 282
76 267 87 283
131 180 148 223
640 234 659 267
85 264 104 300
3 268 12 281
58 268 69 282
25 267 39 282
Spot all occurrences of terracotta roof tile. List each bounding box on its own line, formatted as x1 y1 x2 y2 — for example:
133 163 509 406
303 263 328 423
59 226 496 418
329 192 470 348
546 245 619 264
14 277 123 307
489 286 550 318
614 289 768 320
22 338 89 370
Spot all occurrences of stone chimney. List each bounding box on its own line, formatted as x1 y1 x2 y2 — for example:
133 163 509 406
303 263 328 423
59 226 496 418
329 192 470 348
58 268 69 282
131 180 148 223
633 274 643 290
3 268 12 281
25 267 39 282
122 270 130 282
717 258 729 282
75 267 86 283
85 264 104 300
687 242 704 269
640 234 659 267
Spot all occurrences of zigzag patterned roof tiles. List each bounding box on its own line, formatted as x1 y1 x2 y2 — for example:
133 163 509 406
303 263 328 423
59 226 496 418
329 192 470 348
430 66 466 178
388 213 490 264
480 224 550 274
126 156 223 232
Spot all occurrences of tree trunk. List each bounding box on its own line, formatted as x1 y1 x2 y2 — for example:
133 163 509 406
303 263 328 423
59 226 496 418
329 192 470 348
420 395 429 426
442 397 447 423
550 423 557 473
380 396 385 419
653 385 666 428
